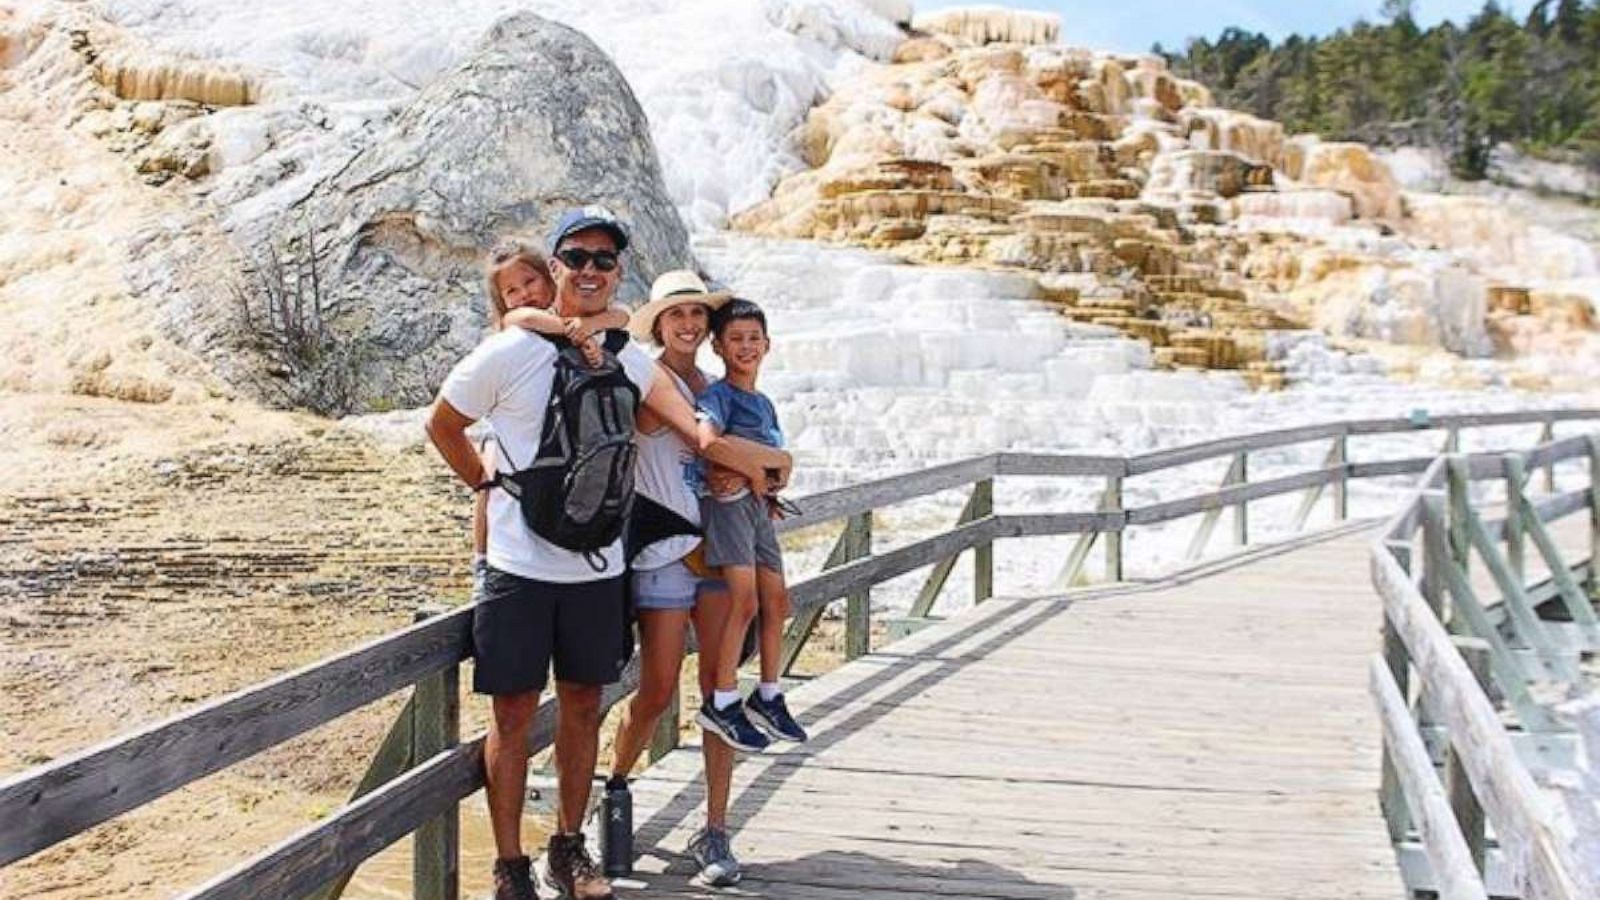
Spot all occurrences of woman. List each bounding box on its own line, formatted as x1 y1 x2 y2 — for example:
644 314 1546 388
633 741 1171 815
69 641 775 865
606 270 787 887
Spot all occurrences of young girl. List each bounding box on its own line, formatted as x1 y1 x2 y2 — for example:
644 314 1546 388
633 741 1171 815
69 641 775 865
469 240 630 601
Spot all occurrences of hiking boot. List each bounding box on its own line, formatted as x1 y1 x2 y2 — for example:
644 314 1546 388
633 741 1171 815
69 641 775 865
538 832 613 900
696 699 770 753
687 826 743 887
745 691 808 743
492 855 537 900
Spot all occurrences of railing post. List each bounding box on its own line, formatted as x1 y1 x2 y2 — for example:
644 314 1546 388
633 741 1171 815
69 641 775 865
1446 636 1491 875
973 478 994 603
1539 418 1555 493
1379 545 1411 844
1231 451 1248 547
844 511 873 661
1505 454 1527 583
1444 425 1461 455
1446 457 1471 634
412 607 460 900
1332 433 1349 521
1591 436 1600 600
1104 473 1123 582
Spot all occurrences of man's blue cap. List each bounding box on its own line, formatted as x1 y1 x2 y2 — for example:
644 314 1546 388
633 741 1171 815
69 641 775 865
547 205 630 255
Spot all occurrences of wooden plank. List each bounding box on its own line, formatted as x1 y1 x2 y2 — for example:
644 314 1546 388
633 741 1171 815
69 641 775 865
1369 657 1489 900
1591 436 1600 598
1523 434 1591 473
1001 511 1123 537
1504 455 1527 581
774 456 993 535
1371 546 1590 900
993 452 1124 477
180 741 484 900
788 518 1001 618
1128 468 1332 526
1125 422 1343 475
0 605 473 866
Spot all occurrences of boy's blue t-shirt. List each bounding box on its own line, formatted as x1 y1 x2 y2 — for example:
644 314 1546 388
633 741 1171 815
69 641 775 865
691 380 782 497
697 380 783 449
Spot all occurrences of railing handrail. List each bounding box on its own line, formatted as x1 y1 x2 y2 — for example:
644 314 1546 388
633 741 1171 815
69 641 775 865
5 406 1598 895
1369 434 1597 899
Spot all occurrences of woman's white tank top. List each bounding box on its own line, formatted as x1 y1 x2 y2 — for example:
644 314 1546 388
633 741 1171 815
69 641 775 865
631 364 707 571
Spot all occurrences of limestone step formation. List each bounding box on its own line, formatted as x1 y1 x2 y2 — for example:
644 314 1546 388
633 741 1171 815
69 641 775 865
730 19 1596 389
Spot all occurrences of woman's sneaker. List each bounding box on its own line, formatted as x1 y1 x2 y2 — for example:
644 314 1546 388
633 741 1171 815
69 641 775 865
696 699 770 752
687 826 743 887
745 691 808 743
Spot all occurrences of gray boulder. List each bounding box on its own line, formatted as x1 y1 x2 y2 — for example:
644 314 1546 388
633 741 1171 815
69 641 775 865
258 11 690 412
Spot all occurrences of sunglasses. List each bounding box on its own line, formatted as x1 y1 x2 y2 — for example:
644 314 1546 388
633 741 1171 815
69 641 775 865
555 248 619 272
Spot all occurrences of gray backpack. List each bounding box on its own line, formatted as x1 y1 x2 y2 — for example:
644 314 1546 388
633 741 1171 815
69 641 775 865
494 331 639 570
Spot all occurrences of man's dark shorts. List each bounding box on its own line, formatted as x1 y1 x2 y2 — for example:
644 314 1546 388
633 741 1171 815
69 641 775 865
472 566 629 695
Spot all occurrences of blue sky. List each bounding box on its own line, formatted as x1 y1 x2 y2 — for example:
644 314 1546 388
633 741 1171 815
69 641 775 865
918 1 1502 54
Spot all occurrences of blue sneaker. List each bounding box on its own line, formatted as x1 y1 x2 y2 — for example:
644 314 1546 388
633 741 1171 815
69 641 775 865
745 691 808 743
687 826 742 887
696 699 770 752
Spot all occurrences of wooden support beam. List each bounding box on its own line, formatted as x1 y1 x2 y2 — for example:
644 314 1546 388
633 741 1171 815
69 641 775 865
1591 436 1600 600
307 701 416 900
844 512 873 661
1504 455 1527 582
1423 502 1560 733
1104 474 1124 582
1369 657 1489 900
1186 453 1245 560
911 482 987 617
973 478 994 604
1538 419 1556 494
1463 510 1582 683
1445 637 1491 877
411 608 460 900
780 517 857 675
1517 494 1600 647
1232 451 1248 547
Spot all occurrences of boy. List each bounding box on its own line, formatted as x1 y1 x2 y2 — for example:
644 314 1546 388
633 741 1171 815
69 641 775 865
695 299 807 752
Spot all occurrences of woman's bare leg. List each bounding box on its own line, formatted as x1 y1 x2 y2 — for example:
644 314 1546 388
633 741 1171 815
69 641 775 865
608 608 690 778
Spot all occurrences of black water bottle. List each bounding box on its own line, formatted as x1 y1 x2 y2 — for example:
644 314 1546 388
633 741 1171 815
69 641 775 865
599 774 633 877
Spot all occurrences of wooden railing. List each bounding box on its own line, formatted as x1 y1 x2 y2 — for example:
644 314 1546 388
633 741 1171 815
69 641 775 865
1369 434 1599 900
3 407 1597 899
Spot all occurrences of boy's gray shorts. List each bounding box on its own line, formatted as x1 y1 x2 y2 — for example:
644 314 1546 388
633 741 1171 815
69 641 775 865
701 492 784 574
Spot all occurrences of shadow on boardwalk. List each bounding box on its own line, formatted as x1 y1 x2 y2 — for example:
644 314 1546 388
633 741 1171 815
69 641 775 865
644 848 1074 898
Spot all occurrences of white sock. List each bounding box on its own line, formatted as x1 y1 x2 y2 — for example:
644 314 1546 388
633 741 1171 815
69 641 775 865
758 681 780 702
713 689 741 710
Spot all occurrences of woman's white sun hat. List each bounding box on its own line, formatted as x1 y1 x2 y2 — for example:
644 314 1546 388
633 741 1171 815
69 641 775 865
630 270 732 345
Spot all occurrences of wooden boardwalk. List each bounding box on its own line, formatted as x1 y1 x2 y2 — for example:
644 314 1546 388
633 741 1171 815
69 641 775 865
623 523 1410 899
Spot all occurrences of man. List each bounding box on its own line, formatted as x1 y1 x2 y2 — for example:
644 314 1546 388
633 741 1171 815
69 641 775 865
426 207 767 900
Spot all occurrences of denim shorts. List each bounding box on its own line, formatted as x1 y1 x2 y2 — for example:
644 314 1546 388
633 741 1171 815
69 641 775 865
632 560 703 611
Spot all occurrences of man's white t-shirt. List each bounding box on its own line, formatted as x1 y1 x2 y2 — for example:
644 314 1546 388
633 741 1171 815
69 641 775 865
441 329 656 583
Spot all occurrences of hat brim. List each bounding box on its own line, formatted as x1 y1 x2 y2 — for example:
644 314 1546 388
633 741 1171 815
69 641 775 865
549 219 630 254
629 291 733 345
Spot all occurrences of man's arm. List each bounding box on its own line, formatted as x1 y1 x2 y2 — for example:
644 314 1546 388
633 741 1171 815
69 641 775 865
424 397 490 489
